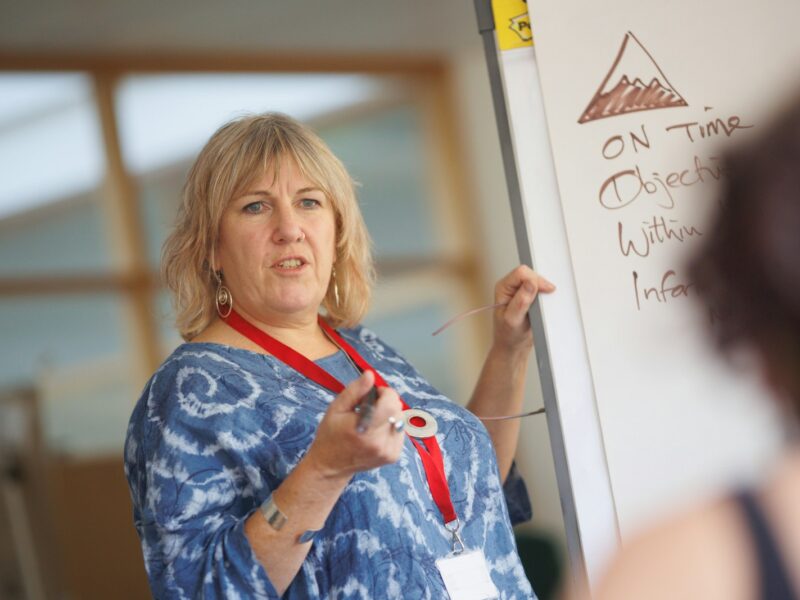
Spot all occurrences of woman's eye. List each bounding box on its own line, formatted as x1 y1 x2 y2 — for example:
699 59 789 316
300 198 321 209
243 201 264 214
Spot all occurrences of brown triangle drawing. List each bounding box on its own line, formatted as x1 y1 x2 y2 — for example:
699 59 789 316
578 32 688 124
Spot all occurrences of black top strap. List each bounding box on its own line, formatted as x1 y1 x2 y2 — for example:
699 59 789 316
735 489 798 600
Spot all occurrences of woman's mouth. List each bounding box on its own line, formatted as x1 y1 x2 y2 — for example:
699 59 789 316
273 257 306 270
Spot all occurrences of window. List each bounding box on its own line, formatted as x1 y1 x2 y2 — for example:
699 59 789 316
0 59 489 600
0 68 484 456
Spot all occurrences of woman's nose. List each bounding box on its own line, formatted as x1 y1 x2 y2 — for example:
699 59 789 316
272 207 304 244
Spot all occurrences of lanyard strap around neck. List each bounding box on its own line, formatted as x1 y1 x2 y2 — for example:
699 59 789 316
223 309 345 392
318 318 457 523
221 309 458 524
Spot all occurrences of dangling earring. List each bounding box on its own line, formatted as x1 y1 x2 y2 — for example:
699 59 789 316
332 268 341 307
214 271 233 318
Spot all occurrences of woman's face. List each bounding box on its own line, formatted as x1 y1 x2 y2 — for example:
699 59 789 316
216 158 337 326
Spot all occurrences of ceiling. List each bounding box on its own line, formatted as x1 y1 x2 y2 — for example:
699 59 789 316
0 0 481 57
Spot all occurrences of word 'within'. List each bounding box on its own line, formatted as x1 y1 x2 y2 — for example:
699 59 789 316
618 216 702 258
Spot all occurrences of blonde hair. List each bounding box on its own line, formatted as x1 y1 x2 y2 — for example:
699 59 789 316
162 113 374 341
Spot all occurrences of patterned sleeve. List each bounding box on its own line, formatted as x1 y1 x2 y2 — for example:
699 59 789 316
503 461 533 526
127 357 280 599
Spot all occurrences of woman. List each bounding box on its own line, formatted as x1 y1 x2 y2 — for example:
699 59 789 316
582 96 800 600
125 113 554 598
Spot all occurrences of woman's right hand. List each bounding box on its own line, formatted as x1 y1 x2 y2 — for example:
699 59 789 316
245 371 405 593
305 370 406 480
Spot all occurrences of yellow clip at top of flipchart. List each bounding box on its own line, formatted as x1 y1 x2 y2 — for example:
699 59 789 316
491 0 533 50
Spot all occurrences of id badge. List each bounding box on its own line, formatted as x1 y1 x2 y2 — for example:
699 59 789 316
435 549 499 600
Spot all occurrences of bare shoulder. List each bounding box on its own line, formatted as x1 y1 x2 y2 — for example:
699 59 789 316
590 497 754 600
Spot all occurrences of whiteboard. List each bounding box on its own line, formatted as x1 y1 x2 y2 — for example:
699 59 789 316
486 0 800 588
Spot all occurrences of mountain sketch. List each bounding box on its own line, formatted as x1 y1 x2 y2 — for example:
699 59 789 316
578 32 687 124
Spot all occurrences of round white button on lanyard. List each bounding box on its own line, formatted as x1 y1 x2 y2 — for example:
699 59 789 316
402 409 438 438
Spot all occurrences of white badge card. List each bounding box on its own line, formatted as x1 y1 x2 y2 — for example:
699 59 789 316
435 550 500 600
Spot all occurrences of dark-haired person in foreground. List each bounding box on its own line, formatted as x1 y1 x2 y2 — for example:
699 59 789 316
582 96 800 600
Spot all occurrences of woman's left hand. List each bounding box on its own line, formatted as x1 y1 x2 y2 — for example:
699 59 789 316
492 265 555 356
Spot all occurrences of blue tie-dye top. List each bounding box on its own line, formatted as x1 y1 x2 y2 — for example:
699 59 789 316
124 325 535 599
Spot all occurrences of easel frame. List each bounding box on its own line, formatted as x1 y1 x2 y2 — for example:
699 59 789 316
474 1 620 592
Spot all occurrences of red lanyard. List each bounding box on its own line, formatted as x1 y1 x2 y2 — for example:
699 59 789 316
222 309 458 525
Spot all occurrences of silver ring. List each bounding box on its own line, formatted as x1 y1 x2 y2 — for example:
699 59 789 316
387 416 405 433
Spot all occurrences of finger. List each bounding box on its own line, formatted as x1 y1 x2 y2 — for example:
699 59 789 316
387 422 407 459
374 408 408 461
495 266 555 302
495 266 530 301
330 369 375 412
367 388 403 425
537 274 556 293
361 390 402 435
503 281 538 328
503 272 556 326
